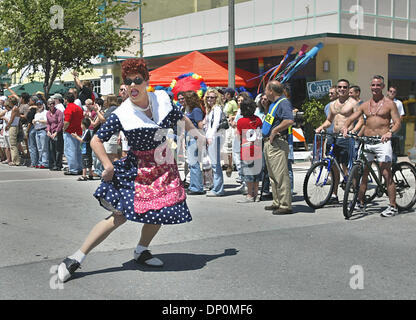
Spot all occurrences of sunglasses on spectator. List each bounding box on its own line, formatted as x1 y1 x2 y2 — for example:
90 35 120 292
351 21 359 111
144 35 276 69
206 96 217 99
124 77 144 85
337 86 348 89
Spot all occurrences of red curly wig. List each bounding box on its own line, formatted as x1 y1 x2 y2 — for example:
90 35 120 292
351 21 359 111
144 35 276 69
121 58 149 82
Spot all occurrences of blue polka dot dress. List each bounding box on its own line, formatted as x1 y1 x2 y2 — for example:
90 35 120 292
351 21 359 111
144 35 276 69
93 91 192 225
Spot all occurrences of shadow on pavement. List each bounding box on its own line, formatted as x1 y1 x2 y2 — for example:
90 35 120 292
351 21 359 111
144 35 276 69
70 248 239 281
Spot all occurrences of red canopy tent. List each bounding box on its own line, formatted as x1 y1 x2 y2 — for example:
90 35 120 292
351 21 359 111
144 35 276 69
148 51 259 88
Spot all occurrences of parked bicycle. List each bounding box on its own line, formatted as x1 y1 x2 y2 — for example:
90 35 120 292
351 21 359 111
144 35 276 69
343 133 416 219
303 131 381 209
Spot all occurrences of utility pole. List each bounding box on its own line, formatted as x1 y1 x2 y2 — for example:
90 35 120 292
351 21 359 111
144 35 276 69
228 0 235 89
139 0 143 57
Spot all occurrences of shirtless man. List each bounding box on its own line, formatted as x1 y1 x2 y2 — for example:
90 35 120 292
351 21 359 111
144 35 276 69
342 75 401 217
316 79 359 203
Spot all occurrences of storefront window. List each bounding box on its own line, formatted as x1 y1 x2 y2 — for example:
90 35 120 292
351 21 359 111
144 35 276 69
142 0 250 23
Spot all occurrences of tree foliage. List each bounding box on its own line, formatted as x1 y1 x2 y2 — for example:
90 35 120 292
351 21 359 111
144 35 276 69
0 0 140 97
302 97 329 129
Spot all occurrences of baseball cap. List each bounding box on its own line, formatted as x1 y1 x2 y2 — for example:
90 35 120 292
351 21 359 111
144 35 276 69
52 93 63 100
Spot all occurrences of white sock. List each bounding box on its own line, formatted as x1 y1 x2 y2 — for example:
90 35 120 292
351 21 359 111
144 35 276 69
135 245 148 255
69 249 86 264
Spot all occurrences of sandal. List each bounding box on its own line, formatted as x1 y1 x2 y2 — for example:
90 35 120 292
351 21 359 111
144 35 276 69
77 176 88 181
88 175 94 180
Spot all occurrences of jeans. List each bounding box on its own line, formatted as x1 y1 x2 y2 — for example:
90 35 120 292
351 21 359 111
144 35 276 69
35 129 49 167
28 126 38 166
64 132 82 173
49 131 63 169
208 135 224 195
92 151 103 176
186 137 204 192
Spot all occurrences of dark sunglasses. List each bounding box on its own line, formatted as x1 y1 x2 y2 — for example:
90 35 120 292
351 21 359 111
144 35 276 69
337 85 348 89
124 77 144 85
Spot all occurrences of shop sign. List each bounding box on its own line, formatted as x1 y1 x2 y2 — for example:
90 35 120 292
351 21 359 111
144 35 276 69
307 79 332 99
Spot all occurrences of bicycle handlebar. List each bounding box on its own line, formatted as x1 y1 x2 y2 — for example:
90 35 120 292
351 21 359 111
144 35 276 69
344 132 382 144
315 131 382 144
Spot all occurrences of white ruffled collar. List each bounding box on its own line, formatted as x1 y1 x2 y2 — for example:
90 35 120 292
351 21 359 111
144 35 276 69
113 91 172 131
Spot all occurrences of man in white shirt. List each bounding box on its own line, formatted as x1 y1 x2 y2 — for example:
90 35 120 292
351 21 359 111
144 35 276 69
387 85 405 119
387 85 405 163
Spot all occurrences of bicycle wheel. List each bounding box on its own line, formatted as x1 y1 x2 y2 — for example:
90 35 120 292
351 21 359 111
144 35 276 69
303 161 335 209
392 162 416 211
366 161 382 203
343 164 362 219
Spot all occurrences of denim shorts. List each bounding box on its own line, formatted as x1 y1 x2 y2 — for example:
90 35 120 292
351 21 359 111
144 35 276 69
241 159 262 182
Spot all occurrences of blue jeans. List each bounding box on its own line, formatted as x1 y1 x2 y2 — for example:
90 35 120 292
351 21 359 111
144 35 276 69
208 135 224 195
35 129 49 167
187 137 204 192
92 151 103 176
28 126 38 166
64 132 82 173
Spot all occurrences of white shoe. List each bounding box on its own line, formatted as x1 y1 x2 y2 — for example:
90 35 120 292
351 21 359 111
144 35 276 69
134 250 164 267
57 258 81 282
355 202 366 214
380 205 398 217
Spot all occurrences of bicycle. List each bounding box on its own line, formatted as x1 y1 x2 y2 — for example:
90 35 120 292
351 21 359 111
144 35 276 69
303 131 381 209
343 134 416 220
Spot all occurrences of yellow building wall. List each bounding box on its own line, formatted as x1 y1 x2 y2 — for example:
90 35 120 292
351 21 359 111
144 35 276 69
316 43 358 88
316 44 339 84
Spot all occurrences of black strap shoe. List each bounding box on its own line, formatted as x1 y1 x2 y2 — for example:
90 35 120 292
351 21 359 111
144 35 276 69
57 258 81 282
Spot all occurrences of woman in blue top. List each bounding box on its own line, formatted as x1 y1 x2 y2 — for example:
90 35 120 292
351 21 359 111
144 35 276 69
184 91 205 195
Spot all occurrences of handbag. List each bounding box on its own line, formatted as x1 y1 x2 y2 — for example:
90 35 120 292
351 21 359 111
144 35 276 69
211 110 229 130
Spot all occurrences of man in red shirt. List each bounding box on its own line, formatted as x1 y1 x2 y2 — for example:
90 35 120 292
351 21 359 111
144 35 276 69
63 92 84 175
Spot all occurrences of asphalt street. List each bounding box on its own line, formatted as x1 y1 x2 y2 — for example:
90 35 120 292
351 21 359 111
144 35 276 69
1 160 416 300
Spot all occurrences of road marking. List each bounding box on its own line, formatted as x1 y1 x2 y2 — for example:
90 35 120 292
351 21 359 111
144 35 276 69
0 177 81 184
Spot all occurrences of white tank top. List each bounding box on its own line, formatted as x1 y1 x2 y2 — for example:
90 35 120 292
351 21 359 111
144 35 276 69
6 109 20 127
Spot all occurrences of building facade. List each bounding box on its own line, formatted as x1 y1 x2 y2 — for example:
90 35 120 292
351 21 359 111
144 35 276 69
20 1 416 110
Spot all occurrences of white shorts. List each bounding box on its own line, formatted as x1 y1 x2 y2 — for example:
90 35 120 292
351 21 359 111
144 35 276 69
363 140 393 163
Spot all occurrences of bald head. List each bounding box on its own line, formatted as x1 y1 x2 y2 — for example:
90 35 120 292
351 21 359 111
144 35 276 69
265 80 284 102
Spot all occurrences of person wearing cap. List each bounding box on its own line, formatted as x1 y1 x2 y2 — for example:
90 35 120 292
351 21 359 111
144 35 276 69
52 93 65 115
33 100 49 168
